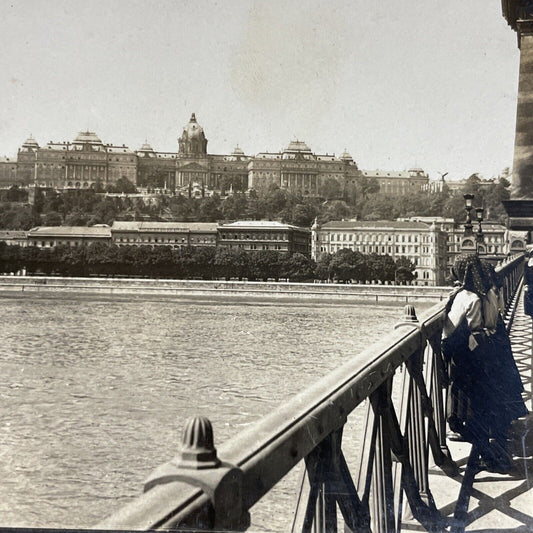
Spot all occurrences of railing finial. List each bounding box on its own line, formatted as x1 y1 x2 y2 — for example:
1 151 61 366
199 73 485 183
395 304 420 329
403 304 418 322
179 416 221 469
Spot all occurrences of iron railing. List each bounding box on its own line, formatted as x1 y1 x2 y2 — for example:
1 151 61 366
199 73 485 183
96 254 524 532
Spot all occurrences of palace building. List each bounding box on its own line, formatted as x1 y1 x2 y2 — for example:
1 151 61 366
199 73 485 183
0 114 360 197
0 114 440 202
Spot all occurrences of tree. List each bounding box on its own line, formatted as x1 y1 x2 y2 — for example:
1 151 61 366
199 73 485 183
329 249 359 282
221 193 248 220
248 250 282 281
395 256 416 284
64 209 89 226
366 253 395 282
358 175 380 199
318 200 355 224
315 252 333 280
43 211 62 226
290 203 318 227
281 253 316 281
214 248 249 280
319 178 342 200
107 177 137 194
198 194 222 222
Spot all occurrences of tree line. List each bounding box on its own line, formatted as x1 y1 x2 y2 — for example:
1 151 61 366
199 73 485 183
0 171 511 232
0 242 417 283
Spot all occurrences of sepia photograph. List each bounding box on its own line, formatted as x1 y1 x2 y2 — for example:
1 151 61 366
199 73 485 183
1 1 533 531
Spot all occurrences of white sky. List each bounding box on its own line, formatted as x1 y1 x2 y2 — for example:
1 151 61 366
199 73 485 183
0 0 521 181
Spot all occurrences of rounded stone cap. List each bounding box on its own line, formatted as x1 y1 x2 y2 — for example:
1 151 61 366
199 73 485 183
178 416 220 469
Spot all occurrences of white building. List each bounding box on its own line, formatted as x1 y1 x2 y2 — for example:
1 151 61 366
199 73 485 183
311 219 448 286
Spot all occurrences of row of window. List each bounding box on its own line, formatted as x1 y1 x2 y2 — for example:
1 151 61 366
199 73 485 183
220 233 288 241
227 244 285 250
326 233 426 243
116 236 215 244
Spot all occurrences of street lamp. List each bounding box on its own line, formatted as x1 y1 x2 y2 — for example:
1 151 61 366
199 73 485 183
475 207 484 253
463 193 474 237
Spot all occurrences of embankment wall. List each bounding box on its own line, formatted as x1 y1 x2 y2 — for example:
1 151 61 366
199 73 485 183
0 275 451 303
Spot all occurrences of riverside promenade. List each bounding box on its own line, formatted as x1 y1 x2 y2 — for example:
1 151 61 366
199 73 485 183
0 275 450 303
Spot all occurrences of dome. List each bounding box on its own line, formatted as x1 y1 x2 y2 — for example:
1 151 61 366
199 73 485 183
232 145 244 156
178 113 208 156
340 149 353 162
285 140 312 152
139 141 154 152
183 113 205 139
22 135 39 148
73 131 103 144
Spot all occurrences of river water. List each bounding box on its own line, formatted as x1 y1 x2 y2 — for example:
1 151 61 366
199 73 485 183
0 293 433 531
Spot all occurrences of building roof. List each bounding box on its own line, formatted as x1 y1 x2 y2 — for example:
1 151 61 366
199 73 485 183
219 220 309 231
139 142 154 152
285 140 312 152
27 226 111 237
321 220 433 230
181 113 206 140
73 131 103 144
340 149 354 162
111 221 218 232
107 145 134 154
0 230 27 240
22 135 39 148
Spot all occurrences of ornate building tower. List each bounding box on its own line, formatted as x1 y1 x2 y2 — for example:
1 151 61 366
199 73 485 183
176 113 209 188
502 1 533 230
178 113 208 157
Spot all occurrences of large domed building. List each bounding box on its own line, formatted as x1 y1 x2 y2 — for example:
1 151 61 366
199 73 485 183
3 113 429 199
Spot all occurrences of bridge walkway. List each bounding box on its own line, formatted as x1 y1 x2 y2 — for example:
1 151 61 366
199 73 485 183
403 282 533 532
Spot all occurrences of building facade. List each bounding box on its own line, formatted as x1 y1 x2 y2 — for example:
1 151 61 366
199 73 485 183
312 219 448 286
110 221 218 248
217 221 311 255
1 114 367 198
6 133 137 190
26 226 112 248
360 167 430 195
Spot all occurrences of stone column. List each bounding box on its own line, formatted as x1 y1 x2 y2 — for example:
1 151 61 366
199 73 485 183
512 20 533 198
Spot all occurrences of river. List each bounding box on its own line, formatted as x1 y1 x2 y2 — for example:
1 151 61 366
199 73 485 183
0 293 434 531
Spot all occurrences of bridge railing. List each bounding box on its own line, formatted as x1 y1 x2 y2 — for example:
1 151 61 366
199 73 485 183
96 254 524 532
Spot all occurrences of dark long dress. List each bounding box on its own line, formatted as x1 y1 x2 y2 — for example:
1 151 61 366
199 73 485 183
442 293 527 469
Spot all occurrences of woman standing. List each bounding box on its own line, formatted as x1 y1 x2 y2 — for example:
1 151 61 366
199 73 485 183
442 254 528 473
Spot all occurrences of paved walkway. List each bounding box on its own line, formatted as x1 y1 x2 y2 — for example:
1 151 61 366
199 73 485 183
404 282 533 532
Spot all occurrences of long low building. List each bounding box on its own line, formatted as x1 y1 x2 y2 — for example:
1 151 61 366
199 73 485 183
111 221 218 247
26 226 112 248
15 220 311 255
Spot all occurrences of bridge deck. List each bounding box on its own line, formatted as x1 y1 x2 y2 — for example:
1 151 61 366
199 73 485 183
404 283 533 532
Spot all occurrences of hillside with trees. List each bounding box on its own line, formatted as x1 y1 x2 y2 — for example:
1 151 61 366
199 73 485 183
0 171 510 231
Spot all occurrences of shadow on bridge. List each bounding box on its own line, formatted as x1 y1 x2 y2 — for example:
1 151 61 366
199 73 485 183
401 282 533 533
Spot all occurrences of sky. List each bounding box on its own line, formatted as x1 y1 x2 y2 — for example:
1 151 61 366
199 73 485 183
0 0 522 181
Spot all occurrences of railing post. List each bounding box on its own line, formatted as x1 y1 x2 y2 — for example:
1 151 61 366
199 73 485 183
143 416 249 531
369 380 396 533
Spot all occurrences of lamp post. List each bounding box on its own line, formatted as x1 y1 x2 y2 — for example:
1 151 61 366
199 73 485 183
475 207 484 254
463 193 474 237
